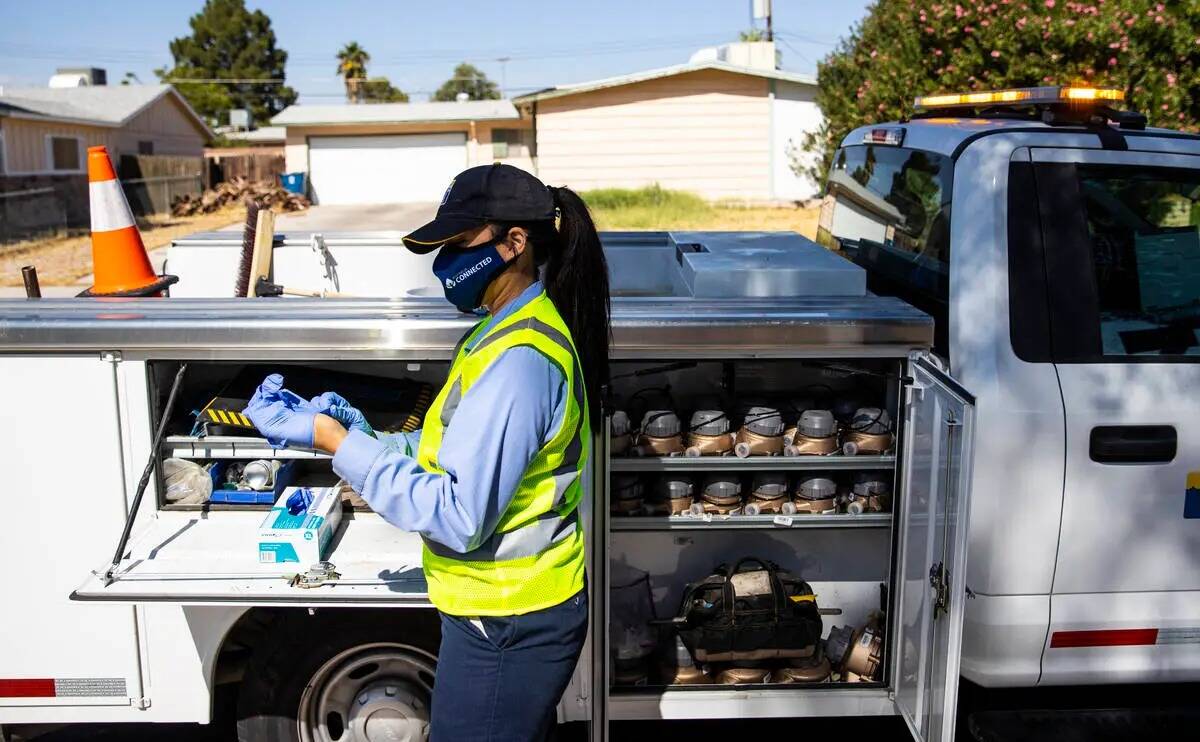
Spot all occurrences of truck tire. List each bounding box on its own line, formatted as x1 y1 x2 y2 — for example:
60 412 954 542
237 609 439 742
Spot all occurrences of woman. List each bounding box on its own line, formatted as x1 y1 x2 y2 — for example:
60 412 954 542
244 163 610 742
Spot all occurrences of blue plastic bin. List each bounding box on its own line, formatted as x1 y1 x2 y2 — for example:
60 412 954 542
279 172 307 195
208 459 297 505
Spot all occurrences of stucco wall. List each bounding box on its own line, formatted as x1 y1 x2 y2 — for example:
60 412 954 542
531 69 773 200
770 80 823 202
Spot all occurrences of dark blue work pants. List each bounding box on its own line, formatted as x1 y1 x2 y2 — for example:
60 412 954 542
430 588 589 742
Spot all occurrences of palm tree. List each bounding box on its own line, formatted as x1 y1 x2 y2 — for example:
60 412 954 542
336 42 370 104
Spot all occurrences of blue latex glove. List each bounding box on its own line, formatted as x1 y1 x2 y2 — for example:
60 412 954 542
309 391 376 438
243 374 320 449
286 488 314 515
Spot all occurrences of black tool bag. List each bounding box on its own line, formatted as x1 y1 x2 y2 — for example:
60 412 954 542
668 557 822 662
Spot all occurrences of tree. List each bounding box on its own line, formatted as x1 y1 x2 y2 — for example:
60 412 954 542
362 77 410 103
739 29 767 42
335 43 409 103
156 0 297 126
336 42 370 104
432 63 501 102
801 1 1200 184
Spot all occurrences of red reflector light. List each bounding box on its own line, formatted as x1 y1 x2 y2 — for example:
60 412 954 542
861 127 905 146
0 678 56 697
1050 628 1159 648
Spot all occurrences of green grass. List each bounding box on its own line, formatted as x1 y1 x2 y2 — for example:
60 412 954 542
581 185 713 229
579 184 819 237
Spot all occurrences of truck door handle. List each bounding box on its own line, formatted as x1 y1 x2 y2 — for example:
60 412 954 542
1089 425 1176 464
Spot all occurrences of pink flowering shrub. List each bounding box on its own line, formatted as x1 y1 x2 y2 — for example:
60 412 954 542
800 0 1200 182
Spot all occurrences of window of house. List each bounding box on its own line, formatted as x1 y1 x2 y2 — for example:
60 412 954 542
138 140 154 155
47 136 82 172
0 129 6 174
492 129 530 159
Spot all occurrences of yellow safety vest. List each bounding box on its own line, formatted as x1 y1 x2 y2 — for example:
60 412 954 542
418 291 589 616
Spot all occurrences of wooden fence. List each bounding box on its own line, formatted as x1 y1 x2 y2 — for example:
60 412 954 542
118 155 206 216
204 147 287 185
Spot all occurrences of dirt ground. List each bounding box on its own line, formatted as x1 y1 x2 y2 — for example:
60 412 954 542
0 208 242 287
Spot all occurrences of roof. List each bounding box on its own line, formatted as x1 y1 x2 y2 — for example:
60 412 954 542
513 61 816 104
0 84 212 138
223 125 286 143
272 99 519 127
842 117 1196 158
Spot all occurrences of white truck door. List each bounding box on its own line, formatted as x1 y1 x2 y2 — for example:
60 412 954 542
0 356 143 711
1029 147 1200 684
894 356 976 742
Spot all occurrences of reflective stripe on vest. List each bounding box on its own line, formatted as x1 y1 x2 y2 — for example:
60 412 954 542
417 292 589 616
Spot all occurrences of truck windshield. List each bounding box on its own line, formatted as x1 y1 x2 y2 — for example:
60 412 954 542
1078 164 1200 357
818 144 954 354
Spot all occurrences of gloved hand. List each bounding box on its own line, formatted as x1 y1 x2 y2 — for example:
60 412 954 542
243 374 321 449
309 391 376 438
286 488 314 515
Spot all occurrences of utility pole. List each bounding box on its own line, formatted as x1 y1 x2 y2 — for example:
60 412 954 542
496 56 511 98
752 0 773 41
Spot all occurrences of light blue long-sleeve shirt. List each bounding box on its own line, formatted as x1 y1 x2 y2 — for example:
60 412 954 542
332 281 568 553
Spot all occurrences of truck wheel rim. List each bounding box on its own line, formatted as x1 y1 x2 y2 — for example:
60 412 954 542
298 642 437 742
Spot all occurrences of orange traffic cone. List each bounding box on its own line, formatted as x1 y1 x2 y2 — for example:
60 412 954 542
79 145 177 297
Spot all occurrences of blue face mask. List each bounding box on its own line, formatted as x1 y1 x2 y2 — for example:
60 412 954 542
432 236 512 313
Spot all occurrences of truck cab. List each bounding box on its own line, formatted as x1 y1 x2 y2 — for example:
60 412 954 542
831 87 1200 691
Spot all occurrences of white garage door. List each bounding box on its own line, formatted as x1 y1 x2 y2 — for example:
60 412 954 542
308 133 467 205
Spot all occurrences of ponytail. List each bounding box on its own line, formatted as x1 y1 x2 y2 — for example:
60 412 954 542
544 186 610 427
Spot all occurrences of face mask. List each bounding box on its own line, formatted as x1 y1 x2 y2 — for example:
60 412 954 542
431 236 512 313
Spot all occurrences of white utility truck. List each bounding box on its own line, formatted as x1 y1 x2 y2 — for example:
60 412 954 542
1 87 1196 742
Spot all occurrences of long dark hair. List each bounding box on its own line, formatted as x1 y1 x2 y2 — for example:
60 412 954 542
503 186 610 425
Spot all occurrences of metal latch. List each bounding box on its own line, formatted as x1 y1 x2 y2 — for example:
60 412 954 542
291 561 340 589
929 561 949 619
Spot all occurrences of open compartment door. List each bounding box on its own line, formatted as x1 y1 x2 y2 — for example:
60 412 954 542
893 355 976 742
73 511 430 607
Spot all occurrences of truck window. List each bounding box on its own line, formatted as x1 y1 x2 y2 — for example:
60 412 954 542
818 145 954 356
1079 165 1200 358
1036 162 1200 361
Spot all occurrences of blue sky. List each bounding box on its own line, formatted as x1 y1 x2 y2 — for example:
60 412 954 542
0 0 871 104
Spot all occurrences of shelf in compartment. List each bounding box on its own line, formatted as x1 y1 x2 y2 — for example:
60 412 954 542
610 512 890 530
607 685 895 720
609 454 896 473
164 435 331 460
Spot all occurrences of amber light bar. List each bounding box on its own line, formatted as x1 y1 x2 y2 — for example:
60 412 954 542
914 86 1125 110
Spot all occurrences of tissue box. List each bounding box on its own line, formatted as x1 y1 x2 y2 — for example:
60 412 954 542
256 486 343 564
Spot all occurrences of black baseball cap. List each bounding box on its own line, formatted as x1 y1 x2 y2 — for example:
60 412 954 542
402 164 556 254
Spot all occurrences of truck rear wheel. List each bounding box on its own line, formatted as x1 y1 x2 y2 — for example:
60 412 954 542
236 610 439 742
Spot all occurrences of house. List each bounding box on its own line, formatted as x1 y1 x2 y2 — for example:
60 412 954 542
273 101 532 205
269 42 823 206
0 81 212 230
514 45 822 202
0 83 212 174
